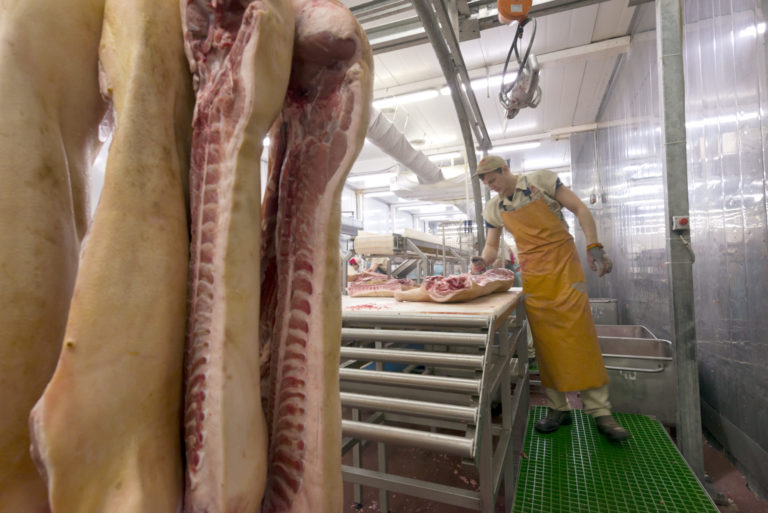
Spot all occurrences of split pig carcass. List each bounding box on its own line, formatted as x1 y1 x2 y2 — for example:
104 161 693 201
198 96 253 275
394 268 517 303
180 0 294 511
0 0 107 511
29 0 194 511
259 0 373 510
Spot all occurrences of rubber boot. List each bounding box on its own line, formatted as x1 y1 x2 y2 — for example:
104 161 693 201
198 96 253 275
534 409 572 433
595 415 631 442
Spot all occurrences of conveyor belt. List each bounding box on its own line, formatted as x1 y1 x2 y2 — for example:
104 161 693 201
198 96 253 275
513 407 718 513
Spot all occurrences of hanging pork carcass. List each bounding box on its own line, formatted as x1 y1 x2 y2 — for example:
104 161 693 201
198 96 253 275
0 0 107 510
29 0 194 511
259 0 373 510
180 0 295 511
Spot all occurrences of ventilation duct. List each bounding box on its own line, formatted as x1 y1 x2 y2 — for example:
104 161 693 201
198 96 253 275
391 170 477 221
366 107 445 184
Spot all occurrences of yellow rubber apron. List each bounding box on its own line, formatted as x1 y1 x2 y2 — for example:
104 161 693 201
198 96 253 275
502 198 608 391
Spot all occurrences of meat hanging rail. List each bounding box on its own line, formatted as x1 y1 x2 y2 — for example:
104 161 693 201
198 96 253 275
338 291 529 512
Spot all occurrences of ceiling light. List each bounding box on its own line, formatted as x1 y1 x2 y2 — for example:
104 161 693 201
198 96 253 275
428 151 462 161
440 75 505 96
493 141 541 152
346 173 393 182
410 138 426 147
263 136 270 147
523 156 569 169
403 204 457 214
373 89 439 110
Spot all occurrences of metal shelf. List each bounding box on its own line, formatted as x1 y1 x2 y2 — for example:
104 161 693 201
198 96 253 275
340 292 529 512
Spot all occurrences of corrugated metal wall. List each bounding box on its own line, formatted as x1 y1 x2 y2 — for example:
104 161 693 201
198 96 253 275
570 0 768 497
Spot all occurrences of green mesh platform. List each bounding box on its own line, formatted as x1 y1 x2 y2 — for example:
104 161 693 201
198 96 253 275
513 406 718 513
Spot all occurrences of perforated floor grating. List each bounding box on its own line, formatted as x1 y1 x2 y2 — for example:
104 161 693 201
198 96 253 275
513 406 718 513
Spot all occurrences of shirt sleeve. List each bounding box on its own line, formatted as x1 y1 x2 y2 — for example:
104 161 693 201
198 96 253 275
528 169 561 198
482 195 504 229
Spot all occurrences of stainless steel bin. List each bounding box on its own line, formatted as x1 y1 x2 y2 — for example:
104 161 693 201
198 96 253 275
596 325 676 426
589 298 619 325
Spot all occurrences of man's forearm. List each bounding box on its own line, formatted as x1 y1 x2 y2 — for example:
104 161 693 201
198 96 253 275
576 205 599 246
481 244 499 266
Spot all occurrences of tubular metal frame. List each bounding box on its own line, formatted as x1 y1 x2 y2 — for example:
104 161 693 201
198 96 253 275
340 296 529 512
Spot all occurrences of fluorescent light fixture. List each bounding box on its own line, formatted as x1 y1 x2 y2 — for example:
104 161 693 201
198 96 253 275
428 151 462 161
523 156 569 169
440 75 504 96
403 204 456 214
493 141 541 152
346 173 394 189
738 22 766 38
373 89 439 109
417 212 469 220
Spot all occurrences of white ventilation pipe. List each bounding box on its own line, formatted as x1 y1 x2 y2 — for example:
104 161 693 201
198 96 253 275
366 107 445 184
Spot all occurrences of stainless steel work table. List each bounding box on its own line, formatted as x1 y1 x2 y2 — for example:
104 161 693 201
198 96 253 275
340 290 529 513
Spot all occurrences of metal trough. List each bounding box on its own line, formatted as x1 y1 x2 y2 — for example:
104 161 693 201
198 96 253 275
596 325 676 426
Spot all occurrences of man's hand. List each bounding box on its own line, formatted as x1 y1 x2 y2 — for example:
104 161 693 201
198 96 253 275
470 256 486 274
587 246 613 277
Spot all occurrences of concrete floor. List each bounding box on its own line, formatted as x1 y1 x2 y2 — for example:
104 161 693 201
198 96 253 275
342 389 768 513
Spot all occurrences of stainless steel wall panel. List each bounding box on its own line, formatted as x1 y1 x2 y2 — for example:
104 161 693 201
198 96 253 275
570 30 671 337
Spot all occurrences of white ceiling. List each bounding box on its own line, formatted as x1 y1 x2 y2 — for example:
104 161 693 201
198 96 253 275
341 0 638 214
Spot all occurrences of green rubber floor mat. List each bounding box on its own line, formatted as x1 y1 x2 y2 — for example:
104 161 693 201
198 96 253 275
513 406 718 513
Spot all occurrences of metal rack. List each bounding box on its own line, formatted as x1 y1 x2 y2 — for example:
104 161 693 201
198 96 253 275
339 291 529 512
353 232 472 281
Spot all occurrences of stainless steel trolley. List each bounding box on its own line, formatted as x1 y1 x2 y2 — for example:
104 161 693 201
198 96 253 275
340 291 529 512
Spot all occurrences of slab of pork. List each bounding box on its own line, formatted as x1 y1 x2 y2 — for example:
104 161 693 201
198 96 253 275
259 0 372 510
347 277 415 297
181 0 294 511
28 0 193 511
394 268 517 303
0 0 107 511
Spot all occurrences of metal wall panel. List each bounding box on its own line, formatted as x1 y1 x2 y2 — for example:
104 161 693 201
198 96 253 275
571 0 768 496
570 29 670 337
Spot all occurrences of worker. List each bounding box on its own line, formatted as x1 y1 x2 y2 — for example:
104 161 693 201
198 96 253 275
470 155 630 442
366 257 388 275
348 257 360 272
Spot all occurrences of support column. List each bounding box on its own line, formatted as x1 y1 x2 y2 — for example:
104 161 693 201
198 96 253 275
655 0 704 479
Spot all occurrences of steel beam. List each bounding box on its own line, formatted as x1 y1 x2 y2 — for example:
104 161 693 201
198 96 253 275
342 420 475 457
359 0 613 52
339 367 481 393
340 392 478 422
655 0 704 480
340 346 484 368
342 327 487 346
411 0 487 247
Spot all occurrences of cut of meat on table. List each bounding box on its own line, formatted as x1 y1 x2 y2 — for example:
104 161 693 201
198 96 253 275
394 268 517 303
0 0 107 511
28 0 193 512
258 0 373 510
347 270 391 282
181 0 295 512
347 276 415 297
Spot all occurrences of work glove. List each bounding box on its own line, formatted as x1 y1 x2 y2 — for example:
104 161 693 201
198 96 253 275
587 245 613 277
470 256 486 274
